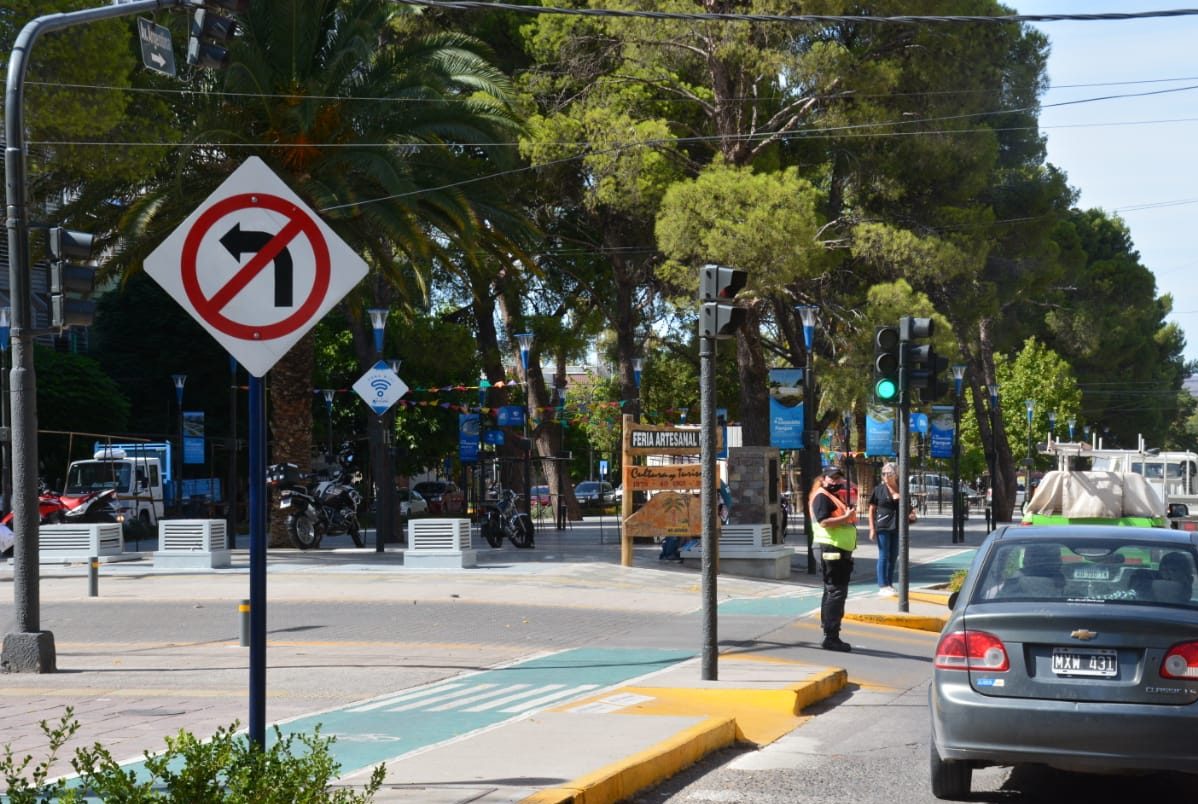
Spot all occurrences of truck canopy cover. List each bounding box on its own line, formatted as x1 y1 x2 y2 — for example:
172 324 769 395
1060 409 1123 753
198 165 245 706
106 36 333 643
1025 471 1165 519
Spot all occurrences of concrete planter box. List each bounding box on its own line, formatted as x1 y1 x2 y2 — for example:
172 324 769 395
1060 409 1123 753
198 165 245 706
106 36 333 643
406 518 476 568
155 519 230 569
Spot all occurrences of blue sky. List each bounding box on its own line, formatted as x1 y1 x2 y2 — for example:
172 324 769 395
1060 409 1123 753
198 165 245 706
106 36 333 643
1014 3 1198 366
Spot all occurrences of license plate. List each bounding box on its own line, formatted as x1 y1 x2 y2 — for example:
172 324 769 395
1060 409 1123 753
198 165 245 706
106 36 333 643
1051 647 1117 677
1073 566 1109 580
279 496 291 508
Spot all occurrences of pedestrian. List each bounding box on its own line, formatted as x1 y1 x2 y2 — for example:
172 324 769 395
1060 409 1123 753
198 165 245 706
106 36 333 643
809 465 857 652
868 462 907 597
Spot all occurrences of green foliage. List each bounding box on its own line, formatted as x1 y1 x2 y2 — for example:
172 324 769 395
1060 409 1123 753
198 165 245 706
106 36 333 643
1 709 384 803
948 569 968 594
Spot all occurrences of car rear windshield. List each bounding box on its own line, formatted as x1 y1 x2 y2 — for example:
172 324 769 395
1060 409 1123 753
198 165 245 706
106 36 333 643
972 538 1198 608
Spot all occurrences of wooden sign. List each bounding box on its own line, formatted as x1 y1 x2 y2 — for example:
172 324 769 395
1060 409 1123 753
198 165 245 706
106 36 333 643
622 491 702 539
625 424 721 456
628 464 702 491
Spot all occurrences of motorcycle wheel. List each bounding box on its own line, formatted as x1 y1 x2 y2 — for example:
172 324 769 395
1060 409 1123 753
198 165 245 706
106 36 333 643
347 516 364 548
287 514 322 550
509 516 534 549
482 519 504 548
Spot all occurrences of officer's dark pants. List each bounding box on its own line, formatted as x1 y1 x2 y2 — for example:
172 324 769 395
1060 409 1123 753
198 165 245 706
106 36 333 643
818 545 854 638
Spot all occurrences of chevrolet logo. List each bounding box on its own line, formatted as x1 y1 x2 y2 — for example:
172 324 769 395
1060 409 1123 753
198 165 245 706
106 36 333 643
1070 629 1098 641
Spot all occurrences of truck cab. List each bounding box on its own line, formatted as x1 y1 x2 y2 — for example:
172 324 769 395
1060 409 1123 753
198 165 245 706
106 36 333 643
66 447 165 536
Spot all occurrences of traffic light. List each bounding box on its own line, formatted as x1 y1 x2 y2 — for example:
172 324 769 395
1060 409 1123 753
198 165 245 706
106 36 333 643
48 226 98 330
187 0 250 69
873 325 901 405
919 350 951 403
901 316 942 403
698 265 747 339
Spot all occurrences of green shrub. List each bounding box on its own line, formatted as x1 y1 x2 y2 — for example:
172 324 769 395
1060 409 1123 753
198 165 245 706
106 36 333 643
948 569 968 593
1 708 384 802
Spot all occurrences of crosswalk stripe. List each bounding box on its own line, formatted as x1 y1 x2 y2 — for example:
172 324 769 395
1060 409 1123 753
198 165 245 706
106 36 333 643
387 683 500 712
426 684 532 712
500 684 601 713
463 683 567 712
346 683 463 712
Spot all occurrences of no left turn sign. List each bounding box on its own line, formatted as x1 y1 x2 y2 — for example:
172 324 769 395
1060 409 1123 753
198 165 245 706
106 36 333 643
144 157 368 377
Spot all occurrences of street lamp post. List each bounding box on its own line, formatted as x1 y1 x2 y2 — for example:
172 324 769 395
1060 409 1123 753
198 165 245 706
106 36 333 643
1048 411 1056 445
172 374 187 515
322 389 335 459
987 383 999 531
557 384 568 530
368 307 392 552
515 333 534 521
1068 417 1076 442
796 305 818 574
0 307 10 518
951 365 966 544
632 357 643 422
1024 398 1036 511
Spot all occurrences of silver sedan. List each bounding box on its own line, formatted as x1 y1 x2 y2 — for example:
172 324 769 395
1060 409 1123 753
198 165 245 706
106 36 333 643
930 524 1198 799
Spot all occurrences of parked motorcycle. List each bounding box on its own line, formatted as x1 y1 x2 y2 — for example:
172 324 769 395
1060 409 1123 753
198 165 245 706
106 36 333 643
0 480 119 528
481 488 534 549
267 447 363 549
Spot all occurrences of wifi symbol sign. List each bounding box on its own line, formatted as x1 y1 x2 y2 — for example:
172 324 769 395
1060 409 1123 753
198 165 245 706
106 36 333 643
370 377 391 398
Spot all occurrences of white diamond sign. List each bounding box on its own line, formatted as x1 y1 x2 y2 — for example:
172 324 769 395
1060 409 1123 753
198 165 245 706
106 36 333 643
354 361 408 415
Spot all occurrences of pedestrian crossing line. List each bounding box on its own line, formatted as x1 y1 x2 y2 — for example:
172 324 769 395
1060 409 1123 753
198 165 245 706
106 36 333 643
346 682 464 712
499 683 601 713
463 683 568 712
386 684 500 712
426 684 532 711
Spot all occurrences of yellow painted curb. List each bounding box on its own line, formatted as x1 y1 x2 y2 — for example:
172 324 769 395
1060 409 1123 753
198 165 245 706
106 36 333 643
522 716 737 804
909 589 952 606
844 612 946 633
524 666 848 804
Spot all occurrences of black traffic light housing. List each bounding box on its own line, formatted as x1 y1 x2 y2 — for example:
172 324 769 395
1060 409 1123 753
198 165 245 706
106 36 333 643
900 316 949 403
699 265 747 339
187 0 250 69
48 226 98 330
873 325 901 405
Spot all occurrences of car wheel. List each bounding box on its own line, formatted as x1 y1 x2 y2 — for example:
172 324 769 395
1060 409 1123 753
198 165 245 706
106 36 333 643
929 742 971 800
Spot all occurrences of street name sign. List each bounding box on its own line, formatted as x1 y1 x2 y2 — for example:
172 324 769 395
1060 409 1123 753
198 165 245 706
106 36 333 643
137 18 175 77
353 361 409 415
144 157 368 377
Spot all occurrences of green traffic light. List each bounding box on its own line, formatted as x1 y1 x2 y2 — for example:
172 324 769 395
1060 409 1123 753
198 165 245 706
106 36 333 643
875 378 899 402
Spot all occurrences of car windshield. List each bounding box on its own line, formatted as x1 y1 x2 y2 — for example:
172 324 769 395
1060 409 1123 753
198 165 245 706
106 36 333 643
576 483 599 493
65 461 130 494
972 537 1198 608
415 482 445 494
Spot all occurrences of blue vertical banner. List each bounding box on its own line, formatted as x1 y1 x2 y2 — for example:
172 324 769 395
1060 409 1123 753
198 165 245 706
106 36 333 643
768 368 804 449
865 405 896 457
496 405 525 427
459 413 480 463
717 407 729 460
183 411 205 464
930 405 955 459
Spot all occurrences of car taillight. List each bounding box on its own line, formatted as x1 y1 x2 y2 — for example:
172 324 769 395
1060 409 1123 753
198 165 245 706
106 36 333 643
1160 642 1198 679
933 630 1010 672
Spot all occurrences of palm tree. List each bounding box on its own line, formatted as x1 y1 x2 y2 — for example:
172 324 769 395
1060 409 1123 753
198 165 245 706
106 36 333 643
74 0 528 544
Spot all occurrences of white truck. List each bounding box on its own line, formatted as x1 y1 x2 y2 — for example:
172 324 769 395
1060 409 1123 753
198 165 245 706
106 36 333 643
65 444 167 535
1046 438 1198 530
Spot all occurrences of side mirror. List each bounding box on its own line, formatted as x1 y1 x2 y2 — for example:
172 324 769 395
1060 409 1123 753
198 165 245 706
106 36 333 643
947 590 960 610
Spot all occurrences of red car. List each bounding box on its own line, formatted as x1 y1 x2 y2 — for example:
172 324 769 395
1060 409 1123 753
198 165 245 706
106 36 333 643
412 480 465 514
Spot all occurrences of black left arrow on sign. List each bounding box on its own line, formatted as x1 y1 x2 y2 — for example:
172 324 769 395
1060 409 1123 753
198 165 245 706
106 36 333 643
220 223 294 306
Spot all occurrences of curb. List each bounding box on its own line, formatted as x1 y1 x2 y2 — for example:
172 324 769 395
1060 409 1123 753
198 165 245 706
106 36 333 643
525 666 847 804
843 611 946 633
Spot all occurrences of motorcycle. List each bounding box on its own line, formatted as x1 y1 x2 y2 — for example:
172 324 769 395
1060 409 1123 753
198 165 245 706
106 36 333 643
1 480 119 528
481 488 534 549
267 446 363 549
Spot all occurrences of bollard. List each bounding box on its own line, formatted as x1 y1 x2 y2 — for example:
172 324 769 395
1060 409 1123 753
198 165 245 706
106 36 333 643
88 556 99 597
239 599 250 647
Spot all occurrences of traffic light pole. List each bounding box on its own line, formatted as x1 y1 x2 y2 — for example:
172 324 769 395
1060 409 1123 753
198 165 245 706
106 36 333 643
896 333 912 614
3 0 186 674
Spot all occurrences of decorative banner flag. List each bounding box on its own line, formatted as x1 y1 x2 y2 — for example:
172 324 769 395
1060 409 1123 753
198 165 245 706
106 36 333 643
768 368 804 449
865 405 896 457
930 405 955 459
183 411 205 465
909 411 929 435
483 428 505 446
459 413 480 463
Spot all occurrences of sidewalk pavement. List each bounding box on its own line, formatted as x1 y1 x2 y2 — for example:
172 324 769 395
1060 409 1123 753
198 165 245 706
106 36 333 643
1 511 978 802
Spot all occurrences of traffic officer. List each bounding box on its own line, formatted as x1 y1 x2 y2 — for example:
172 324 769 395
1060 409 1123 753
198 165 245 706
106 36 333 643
809 465 857 652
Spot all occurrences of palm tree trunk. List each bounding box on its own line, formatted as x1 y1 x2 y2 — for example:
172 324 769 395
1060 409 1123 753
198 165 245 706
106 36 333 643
268 332 315 547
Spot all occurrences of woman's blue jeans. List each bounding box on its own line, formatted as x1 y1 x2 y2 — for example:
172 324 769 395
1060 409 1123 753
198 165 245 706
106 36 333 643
876 529 898 587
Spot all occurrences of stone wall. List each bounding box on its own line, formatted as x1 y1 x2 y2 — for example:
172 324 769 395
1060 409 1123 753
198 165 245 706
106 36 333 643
727 446 783 544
